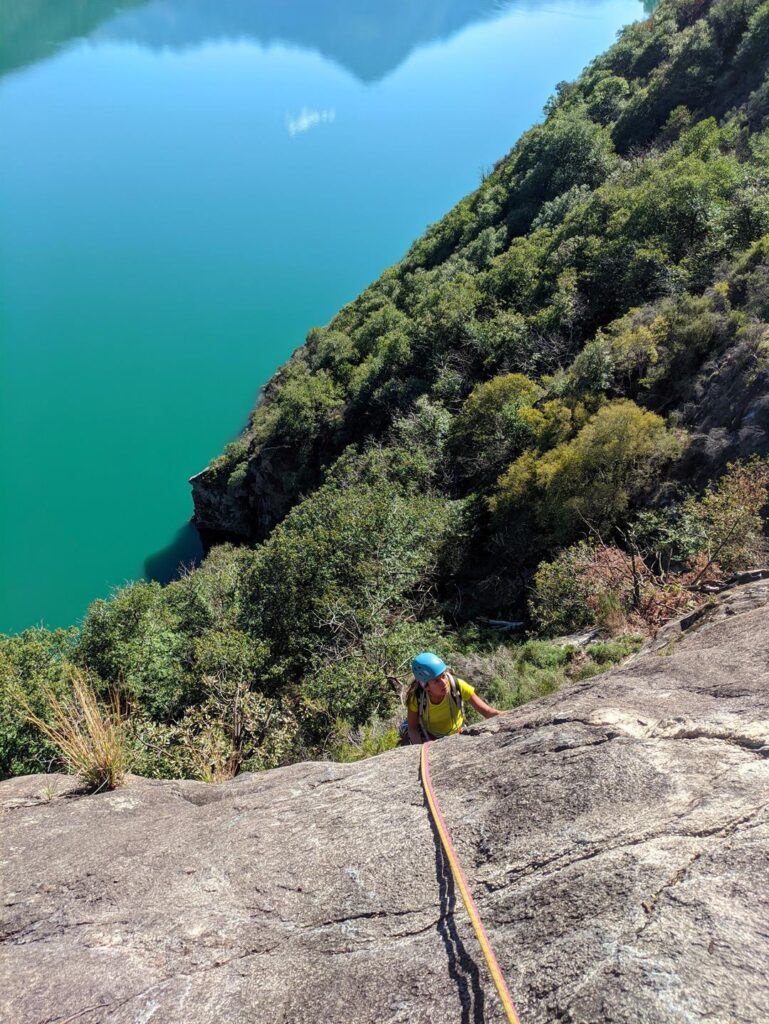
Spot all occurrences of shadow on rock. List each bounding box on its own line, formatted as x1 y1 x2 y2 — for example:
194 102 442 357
426 789 486 1024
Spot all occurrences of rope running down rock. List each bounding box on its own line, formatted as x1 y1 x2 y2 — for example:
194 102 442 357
420 739 522 1024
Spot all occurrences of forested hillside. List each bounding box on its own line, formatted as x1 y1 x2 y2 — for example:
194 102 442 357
3 0 768 781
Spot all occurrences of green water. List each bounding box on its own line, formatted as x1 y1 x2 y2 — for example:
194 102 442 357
0 0 646 634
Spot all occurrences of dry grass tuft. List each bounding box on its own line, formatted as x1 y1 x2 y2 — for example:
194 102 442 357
18 670 128 791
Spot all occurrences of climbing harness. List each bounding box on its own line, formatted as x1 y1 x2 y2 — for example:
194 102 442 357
420 740 522 1024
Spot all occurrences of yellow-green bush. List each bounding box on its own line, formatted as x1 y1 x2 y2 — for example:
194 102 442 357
447 373 543 488
494 399 683 545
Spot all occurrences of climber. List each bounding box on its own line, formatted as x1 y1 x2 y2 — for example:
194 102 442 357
401 651 501 744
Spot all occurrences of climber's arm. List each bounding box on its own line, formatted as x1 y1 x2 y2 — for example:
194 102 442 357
407 708 423 744
469 692 501 719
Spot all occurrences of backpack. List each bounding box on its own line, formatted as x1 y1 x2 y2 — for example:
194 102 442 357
416 673 464 737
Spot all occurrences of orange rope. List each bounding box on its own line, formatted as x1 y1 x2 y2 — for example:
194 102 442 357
421 740 522 1024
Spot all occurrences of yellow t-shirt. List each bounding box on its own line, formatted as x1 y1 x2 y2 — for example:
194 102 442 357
407 677 475 737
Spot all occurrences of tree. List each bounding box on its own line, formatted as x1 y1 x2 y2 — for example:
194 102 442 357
447 374 543 490
494 399 683 544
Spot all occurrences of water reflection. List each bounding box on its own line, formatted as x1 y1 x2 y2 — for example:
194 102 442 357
0 0 148 79
0 0 650 84
101 0 521 82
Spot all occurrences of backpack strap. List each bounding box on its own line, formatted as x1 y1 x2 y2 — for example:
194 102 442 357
417 674 464 736
447 672 463 718
417 685 427 732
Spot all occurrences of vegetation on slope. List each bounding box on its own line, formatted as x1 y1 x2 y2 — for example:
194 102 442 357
3 0 769 781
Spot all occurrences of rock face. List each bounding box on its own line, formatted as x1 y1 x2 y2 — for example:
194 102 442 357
3 581 769 1024
190 441 307 544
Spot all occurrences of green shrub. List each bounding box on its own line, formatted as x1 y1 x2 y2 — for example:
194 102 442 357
242 479 458 674
447 373 543 489
505 107 619 234
271 364 344 446
330 721 400 763
628 505 708 575
303 658 392 731
572 661 606 681
587 75 630 124
127 685 299 782
684 457 769 573
587 636 643 665
520 640 573 669
529 542 653 636
77 582 194 721
0 629 78 778
495 400 684 546
529 544 598 636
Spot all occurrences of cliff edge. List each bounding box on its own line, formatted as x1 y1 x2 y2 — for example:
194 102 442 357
3 579 769 1023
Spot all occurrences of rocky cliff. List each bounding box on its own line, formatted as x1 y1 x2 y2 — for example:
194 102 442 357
3 579 769 1023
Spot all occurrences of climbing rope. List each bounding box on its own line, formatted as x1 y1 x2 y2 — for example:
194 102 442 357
420 740 522 1024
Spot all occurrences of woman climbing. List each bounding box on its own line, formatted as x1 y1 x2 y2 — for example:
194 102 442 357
403 651 501 744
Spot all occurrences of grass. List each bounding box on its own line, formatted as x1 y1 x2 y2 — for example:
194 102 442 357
330 720 400 763
586 636 644 664
18 669 128 791
455 633 644 719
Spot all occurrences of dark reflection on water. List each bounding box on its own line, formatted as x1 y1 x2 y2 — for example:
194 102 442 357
0 0 149 79
101 0 516 82
0 0 628 84
144 520 203 585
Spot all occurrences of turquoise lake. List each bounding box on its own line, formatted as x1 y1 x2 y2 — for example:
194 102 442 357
0 0 647 634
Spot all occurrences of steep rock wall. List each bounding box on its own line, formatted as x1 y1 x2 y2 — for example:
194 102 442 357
3 580 769 1023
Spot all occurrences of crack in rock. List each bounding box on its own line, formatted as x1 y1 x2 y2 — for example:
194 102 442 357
480 800 769 895
548 801 769 1022
6 579 769 1024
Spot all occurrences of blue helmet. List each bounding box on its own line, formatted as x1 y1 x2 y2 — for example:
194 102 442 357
412 652 447 686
